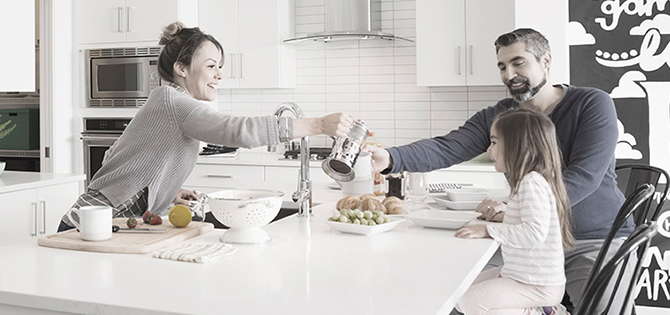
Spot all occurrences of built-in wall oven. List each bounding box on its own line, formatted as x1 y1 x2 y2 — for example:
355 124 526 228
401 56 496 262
81 118 131 186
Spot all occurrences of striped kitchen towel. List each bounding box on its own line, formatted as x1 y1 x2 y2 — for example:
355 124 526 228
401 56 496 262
152 243 236 263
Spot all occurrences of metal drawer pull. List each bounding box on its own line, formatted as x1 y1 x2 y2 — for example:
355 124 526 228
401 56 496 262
117 7 123 33
40 201 46 234
126 6 131 32
239 53 244 79
469 45 473 75
31 202 37 236
207 174 233 179
457 46 462 75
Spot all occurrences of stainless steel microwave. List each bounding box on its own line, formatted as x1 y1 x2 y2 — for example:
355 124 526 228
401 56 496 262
85 47 163 107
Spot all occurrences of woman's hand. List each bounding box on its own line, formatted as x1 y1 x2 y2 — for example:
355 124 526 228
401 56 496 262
362 144 391 173
475 198 506 222
173 188 198 205
319 113 355 138
455 225 490 239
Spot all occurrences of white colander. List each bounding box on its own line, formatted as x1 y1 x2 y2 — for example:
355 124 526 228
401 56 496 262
207 189 283 244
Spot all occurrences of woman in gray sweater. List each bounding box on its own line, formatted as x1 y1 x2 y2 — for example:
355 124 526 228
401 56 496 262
58 22 354 231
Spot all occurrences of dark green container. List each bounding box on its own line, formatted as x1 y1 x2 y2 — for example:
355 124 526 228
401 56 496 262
0 108 40 150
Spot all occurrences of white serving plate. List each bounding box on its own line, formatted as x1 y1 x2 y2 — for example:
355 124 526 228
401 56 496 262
325 217 405 235
406 210 479 230
432 195 481 210
446 188 489 202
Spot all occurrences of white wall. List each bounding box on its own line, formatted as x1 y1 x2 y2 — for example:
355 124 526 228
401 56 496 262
214 0 509 150
41 0 76 174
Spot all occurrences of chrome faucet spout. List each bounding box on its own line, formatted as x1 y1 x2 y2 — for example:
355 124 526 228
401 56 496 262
271 102 312 217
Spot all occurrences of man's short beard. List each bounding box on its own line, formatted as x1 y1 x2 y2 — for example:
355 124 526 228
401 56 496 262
509 76 547 102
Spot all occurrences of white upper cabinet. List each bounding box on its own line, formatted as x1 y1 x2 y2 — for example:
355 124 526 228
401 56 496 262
417 0 514 86
198 0 295 89
416 0 568 86
75 0 198 45
0 0 35 92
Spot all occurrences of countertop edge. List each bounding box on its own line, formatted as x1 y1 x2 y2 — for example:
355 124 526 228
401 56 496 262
0 291 177 315
0 171 85 194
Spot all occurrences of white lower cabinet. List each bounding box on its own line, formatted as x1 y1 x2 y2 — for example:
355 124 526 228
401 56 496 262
1 182 80 246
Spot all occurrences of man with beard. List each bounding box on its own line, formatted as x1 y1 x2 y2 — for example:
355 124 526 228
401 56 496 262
366 28 631 314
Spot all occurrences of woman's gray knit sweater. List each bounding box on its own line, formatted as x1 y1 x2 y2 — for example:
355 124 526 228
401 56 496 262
88 85 280 213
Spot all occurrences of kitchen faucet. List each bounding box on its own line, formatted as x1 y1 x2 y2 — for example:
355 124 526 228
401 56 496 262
269 102 312 217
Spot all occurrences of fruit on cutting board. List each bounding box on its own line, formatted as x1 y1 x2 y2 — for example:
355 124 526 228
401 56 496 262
149 213 163 225
143 210 152 223
168 204 192 228
142 210 163 225
126 218 137 228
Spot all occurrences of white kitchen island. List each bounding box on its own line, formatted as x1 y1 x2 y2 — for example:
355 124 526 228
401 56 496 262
0 171 85 247
0 184 499 315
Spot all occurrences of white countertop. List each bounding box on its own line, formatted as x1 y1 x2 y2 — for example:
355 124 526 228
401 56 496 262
0 171 85 194
0 185 499 315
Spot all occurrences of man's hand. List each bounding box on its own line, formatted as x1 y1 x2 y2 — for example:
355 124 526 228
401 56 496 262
455 225 490 239
173 188 198 205
475 198 506 222
362 144 391 173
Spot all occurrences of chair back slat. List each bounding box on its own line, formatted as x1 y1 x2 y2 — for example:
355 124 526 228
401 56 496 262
616 164 670 222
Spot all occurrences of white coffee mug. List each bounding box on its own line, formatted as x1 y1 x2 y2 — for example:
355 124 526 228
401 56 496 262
67 206 113 241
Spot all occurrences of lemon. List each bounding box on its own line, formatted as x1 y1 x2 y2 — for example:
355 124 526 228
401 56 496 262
169 204 192 228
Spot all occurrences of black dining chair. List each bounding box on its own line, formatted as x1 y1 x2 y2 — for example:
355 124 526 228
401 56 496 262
573 222 658 315
568 184 655 315
616 163 670 223
583 184 654 293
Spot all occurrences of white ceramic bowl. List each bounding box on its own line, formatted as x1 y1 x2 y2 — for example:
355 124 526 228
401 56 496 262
207 189 283 244
432 195 481 210
326 217 405 235
406 210 479 229
446 188 488 202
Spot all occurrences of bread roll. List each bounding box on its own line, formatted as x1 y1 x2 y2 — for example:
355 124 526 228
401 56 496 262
360 193 377 201
336 195 360 210
382 196 402 208
356 198 384 212
386 203 405 215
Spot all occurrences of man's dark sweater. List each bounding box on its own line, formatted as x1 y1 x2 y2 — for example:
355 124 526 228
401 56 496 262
387 85 630 240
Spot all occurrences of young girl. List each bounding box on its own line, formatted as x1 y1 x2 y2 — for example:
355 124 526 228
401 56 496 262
454 108 575 315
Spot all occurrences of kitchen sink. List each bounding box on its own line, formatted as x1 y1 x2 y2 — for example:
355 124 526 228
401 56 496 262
204 201 318 229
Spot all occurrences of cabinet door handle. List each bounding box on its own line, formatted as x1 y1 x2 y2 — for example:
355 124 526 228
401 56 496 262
207 174 233 179
469 45 473 75
31 202 37 236
40 201 46 235
230 53 236 78
239 53 244 79
126 6 131 33
457 46 462 75
117 7 123 33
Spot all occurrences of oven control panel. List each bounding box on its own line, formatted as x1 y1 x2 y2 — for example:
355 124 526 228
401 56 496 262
83 118 132 133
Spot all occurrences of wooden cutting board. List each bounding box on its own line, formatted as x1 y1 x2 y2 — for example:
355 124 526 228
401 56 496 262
37 218 214 254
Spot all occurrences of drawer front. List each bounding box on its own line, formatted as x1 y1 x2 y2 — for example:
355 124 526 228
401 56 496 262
185 164 264 188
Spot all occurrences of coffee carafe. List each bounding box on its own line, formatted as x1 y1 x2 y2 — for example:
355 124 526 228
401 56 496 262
322 119 369 182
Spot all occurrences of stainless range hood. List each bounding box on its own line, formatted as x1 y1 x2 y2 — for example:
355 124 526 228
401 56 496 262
284 0 413 43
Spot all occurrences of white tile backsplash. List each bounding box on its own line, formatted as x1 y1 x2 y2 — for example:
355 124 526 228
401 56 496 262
216 0 509 149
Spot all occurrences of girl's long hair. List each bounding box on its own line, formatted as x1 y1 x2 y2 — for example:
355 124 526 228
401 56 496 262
494 108 575 248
